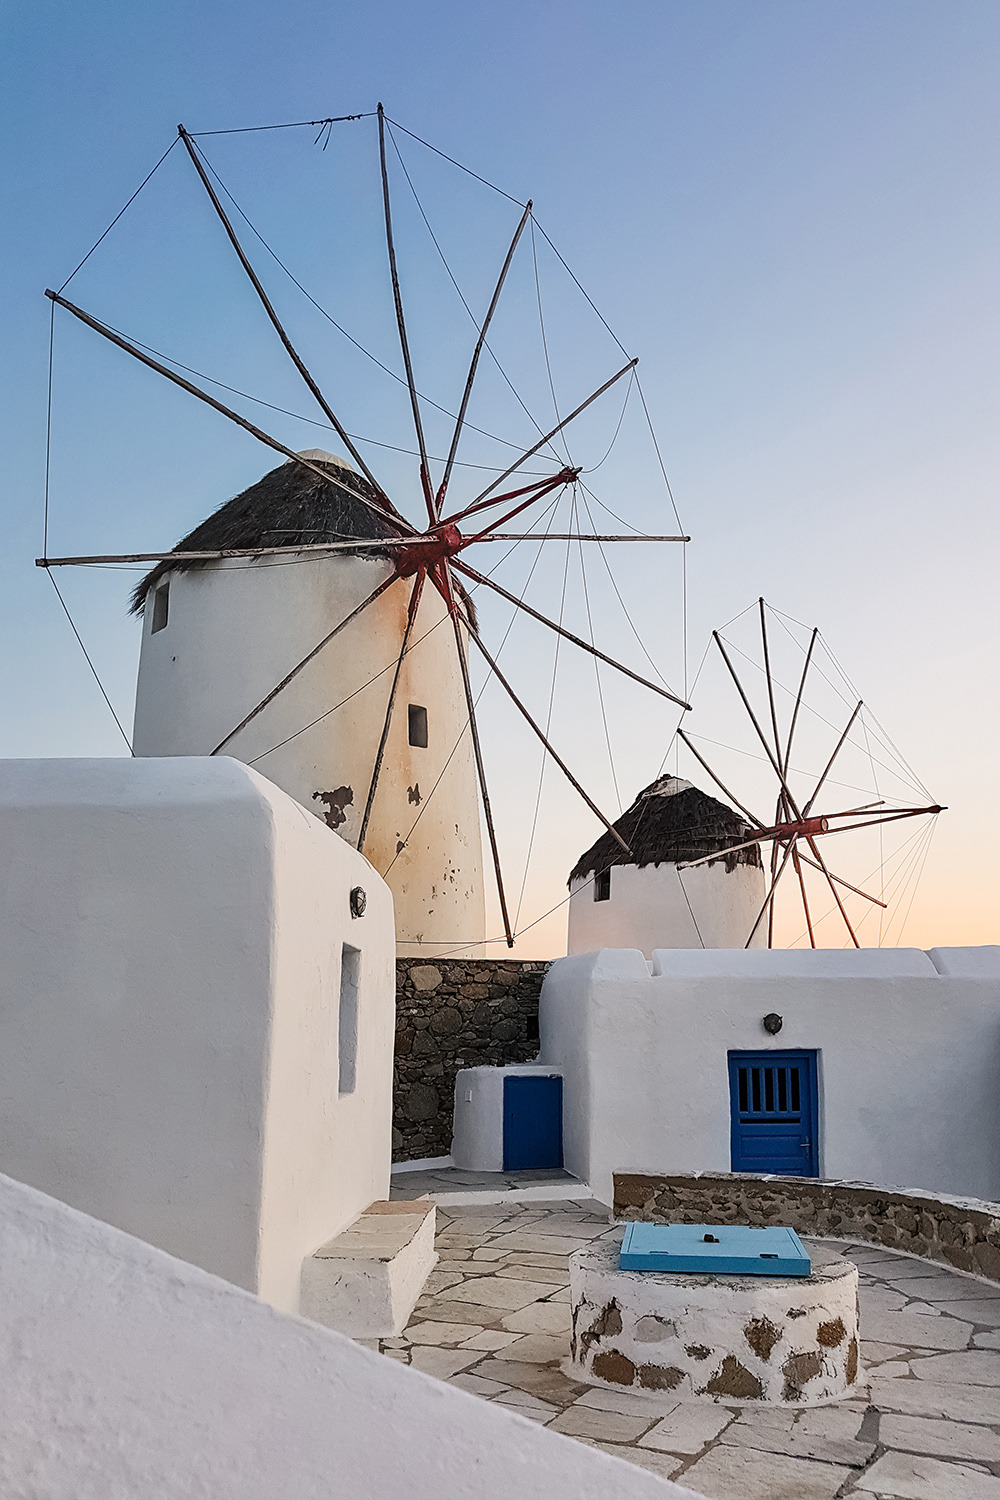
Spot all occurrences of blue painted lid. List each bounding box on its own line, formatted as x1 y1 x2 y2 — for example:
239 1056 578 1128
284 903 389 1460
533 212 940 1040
619 1222 811 1276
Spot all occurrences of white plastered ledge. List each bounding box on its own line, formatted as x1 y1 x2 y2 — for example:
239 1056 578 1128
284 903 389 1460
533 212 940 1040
0 1170 698 1500
0 755 396 1315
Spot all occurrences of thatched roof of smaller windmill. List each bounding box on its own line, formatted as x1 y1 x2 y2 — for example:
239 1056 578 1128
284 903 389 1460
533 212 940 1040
569 775 762 885
129 451 409 614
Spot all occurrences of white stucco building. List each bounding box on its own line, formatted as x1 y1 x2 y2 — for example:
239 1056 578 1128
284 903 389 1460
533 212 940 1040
538 944 1000 1206
0 755 396 1315
567 776 767 957
132 451 485 958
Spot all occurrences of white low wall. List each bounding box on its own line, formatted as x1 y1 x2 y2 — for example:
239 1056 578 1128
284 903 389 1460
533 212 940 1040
568 861 766 957
452 1064 564 1171
539 946 1000 1206
0 756 396 1314
0 1170 695 1499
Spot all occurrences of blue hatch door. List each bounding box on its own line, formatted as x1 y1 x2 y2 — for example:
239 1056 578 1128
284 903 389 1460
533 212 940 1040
728 1050 818 1177
502 1074 563 1171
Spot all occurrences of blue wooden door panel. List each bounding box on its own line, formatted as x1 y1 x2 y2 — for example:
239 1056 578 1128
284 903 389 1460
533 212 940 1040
728 1050 818 1177
503 1075 563 1171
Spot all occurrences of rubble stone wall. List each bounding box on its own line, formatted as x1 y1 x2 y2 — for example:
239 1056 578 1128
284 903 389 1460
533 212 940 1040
614 1171 1000 1282
393 958 548 1161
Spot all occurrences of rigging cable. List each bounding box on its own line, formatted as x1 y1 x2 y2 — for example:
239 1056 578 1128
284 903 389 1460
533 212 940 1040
45 573 133 754
382 491 567 879
187 113 373 138
57 137 180 294
513 502 576 929
191 142 538 457
384 123 566 470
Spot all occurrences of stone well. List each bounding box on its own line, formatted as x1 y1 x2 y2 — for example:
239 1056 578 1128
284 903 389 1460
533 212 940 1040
569 1240 860 1405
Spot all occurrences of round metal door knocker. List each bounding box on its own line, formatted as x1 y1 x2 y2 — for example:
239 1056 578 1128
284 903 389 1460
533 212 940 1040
350 886 367 919
763 1012 783 1035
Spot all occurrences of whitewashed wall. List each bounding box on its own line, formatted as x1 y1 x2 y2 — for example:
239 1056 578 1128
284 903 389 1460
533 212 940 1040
0 756 395 1314
0 1171 696 1500
539 945 1000 1206
132 492 485 958
452 1064 564 1171
567 861 767 957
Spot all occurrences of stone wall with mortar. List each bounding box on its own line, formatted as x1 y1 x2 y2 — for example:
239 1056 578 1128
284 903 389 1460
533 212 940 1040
614 1171 1000 1282
393 958 548 1161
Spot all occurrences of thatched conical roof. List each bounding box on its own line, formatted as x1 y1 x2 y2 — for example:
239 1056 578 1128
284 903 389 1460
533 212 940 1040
129 451 408 614
569 775 761 885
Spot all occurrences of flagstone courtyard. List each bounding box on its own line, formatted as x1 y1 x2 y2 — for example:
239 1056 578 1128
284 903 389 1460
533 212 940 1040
377 1188 1000 1500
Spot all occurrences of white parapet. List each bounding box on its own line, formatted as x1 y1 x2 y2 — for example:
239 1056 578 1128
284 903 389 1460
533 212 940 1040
0 756 396 1315
0 1169 692 1500
301 1200 438 1338
570 1239 860 1406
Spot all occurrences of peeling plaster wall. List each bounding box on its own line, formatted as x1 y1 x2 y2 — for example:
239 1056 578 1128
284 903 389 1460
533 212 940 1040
567 861 767 957
394 958 548 1161
132 551 485 957
0 756 395 1315
539 945 1000 1206
0 1171 694 1500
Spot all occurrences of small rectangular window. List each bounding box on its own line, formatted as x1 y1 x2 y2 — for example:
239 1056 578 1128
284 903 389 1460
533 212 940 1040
408 704 428 748
151 582 170 634
594 868 611 902
339 944 360 1096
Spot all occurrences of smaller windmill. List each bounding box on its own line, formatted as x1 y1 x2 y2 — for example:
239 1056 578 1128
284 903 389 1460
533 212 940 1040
676 599 944 948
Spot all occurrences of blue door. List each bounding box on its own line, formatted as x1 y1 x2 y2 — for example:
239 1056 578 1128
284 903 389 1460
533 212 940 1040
503 1075 563 1171
728 1050 818 1177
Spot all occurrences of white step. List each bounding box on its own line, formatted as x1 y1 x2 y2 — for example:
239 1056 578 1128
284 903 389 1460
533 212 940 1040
301 1200 437 1339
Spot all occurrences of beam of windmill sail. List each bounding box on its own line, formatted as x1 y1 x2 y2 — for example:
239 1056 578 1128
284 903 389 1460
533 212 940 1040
678 605 944 948
377 103 435 524
177 125 390 502
43 291 417 539
356 568 426 855
435 199 533 516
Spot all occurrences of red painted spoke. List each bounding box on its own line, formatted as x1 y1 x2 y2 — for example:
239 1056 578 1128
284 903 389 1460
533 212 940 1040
442 467 576 529
461 358 638 509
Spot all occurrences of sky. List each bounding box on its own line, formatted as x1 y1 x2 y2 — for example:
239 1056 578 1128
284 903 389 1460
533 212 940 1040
2 1 998 957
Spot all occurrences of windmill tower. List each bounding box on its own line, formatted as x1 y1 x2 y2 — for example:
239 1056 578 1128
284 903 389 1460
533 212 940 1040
566 775 767 958
132 451 486 958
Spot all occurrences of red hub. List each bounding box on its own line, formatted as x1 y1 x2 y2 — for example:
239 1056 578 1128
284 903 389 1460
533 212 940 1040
393 523 463 579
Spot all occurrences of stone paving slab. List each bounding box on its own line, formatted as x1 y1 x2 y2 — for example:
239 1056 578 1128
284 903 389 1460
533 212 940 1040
361 1197 1000 1499
856 1450 1000 1498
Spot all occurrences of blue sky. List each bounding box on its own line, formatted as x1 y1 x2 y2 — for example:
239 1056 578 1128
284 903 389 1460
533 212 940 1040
3 1 998 954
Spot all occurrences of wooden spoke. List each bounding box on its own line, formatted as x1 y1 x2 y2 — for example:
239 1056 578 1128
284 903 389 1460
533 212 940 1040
177 126 389 501
357 570 427 854
783 625 818 779
211 572 398 755
713 632 806 821
676 730 766 829
801 701 863 818
746 837 798 948
451 468 577 532
792 844 816 948
440 568 514 947
455 603 632 857
767 792 783 949
378 104 434 524
45 291 418 538
802 832 860 947
452 559 690 708
455 357 638 512
759 598 783 764
436 200 533 516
